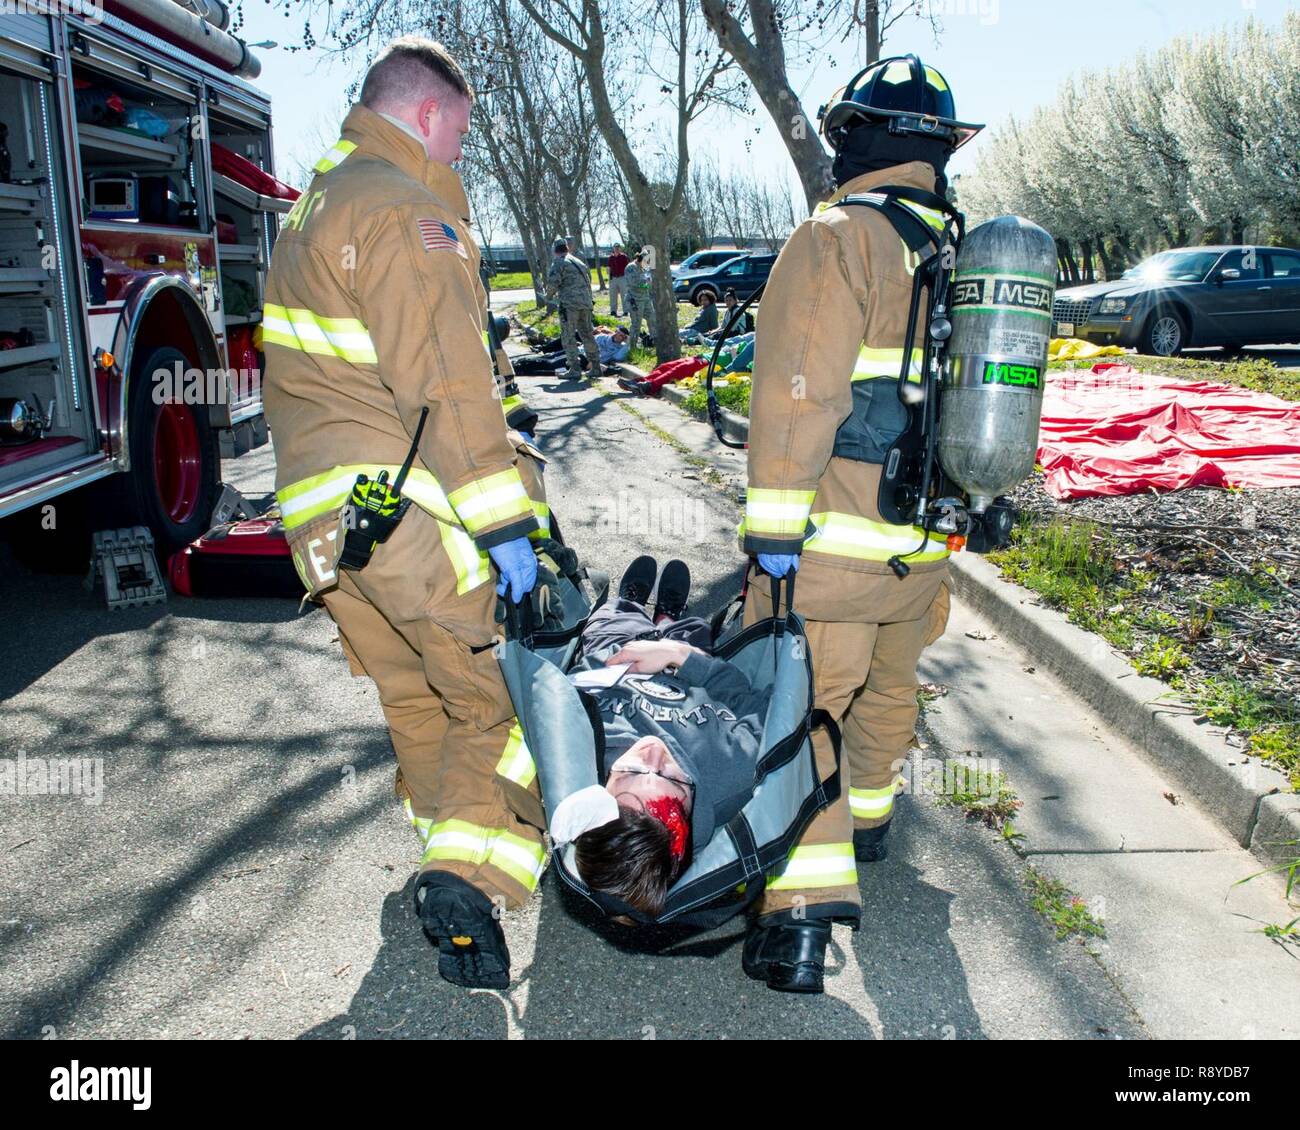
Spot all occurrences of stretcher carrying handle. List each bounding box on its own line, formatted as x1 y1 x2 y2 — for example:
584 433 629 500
503 592 535 651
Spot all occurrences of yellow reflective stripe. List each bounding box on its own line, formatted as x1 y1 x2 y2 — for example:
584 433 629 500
495 723 537 789
262 303 377 364
528 500 551 541
447 468 533 535
312 138 357 173
766 842 857 891
437 521 492 594
924 66 949 93
906 202 947 233
850 779 902 819
744 487 816 538
276 464 457 530
421 817 546 892
805 511 949 563
405 797 435 845
852 345 924 384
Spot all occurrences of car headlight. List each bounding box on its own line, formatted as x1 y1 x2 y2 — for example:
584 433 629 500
1098 297 1130 315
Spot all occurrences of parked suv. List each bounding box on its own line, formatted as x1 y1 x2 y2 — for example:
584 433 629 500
673 253 777 304
672 247 746 278
1052 245 1300 356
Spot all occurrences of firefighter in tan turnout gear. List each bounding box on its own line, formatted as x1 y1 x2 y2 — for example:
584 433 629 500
739 55 983 993
263 38 548 990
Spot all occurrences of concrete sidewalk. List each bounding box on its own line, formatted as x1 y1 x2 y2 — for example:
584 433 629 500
590 368 1300 1040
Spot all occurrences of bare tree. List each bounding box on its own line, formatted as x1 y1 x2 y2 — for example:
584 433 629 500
700 0 941 212
515 0 744 362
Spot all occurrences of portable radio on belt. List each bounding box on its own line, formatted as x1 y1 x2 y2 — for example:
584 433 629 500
338 407 428 572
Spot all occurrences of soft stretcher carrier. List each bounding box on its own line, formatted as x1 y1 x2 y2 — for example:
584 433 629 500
497 575 842 928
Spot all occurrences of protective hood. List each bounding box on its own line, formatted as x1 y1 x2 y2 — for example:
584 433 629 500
832 119 952 194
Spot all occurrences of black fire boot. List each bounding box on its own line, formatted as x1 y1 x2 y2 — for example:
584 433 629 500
414 871 510 990
853 821 892 863
618 554 657 606
742 913 831 994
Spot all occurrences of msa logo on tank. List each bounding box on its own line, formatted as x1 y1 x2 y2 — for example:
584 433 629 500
622 675 686 702
952 274 1053 315
981 361 1042 388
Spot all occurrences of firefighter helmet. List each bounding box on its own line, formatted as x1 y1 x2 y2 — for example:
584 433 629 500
819 54 983 152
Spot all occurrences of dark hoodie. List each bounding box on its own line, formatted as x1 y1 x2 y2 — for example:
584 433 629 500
584 651 770 852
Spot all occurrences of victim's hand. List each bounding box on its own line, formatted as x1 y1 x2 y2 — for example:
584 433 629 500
606 639 692 675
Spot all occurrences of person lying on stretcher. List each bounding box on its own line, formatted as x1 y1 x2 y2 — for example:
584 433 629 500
556 556 771 917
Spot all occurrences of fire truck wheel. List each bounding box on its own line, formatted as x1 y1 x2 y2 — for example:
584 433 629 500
114 346 219 552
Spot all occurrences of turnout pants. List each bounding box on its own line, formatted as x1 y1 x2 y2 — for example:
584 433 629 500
742 567 952 923
318 505 547 911
560 304 601 373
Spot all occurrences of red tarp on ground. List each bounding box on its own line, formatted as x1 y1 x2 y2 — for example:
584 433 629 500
1038 364 1300 500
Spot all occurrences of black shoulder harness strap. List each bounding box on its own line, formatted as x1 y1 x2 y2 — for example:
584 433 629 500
832 183 952 255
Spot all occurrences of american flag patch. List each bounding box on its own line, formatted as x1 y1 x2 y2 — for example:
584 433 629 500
417 218 468 258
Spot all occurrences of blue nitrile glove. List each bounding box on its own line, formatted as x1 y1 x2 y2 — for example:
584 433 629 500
519 431 538 448
758 553 800 579
490 537 538 602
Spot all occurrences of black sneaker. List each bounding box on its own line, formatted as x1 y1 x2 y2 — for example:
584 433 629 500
616 376 641 393
853 821 891 863
653 558 691 621
742 915 830 994
619 555 657 606
414 872 510 989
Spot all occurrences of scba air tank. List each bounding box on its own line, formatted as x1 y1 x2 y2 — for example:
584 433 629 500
938 215 1056 513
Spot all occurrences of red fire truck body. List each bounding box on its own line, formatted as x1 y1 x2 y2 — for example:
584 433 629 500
0 2 286 550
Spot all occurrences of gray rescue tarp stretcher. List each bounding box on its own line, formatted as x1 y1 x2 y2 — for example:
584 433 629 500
497 572 842 928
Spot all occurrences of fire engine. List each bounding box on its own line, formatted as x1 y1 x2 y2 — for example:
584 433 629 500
0 1 291 556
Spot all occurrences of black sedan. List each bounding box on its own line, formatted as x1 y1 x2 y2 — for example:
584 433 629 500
1051 246 1300 356
672 253 776 305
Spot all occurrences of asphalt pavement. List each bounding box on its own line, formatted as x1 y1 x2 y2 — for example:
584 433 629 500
0 367 1293 1040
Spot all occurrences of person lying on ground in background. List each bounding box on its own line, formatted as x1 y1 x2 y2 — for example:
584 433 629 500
614 354 707 398
561 556 771 917
595 326 631 368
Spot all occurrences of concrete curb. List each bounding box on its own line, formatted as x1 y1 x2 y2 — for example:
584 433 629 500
949 553 1297 864
613 358 1299 867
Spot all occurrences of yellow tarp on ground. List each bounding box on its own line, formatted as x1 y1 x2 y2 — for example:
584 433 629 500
1048 337 1128 361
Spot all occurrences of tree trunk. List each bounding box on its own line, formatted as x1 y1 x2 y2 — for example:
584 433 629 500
700 0 834 213
1095 235 1116 281
1057 238 1077 284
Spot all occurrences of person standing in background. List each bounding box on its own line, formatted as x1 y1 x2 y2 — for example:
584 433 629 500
607 242 629 317
624 248 655 347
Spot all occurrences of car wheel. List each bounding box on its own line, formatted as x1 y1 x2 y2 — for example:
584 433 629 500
1142 311 1186 357
691 285 718 306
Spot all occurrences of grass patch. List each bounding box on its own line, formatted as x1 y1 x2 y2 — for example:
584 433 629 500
931 763 1023 831
512 299 622 340
490 268 600 292
677 379 751 419
1049 353 1299 403
1248 725 1300 791
1025 866 1107 942
989 516 1299 787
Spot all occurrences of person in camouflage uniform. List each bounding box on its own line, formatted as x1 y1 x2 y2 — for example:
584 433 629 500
624 248 655 347
545 238 600 378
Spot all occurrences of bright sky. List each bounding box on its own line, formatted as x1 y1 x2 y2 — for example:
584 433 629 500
239 0 1297 235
